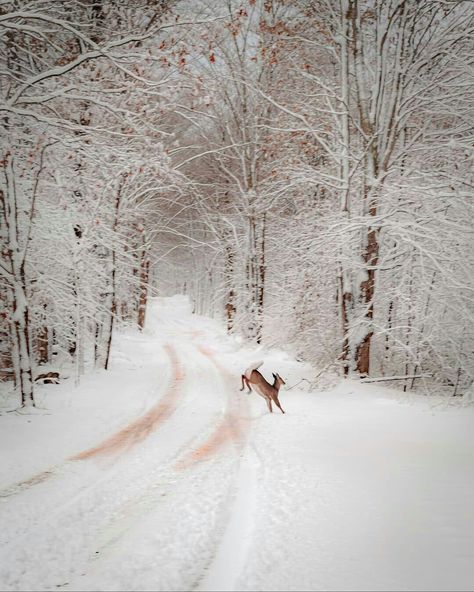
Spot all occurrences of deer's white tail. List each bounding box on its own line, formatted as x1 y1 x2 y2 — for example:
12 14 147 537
244 360 264 380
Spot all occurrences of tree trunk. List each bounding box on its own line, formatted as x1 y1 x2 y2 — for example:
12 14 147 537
338 0 354 375
256 213 266 344
13 282 35 407
104 249 116 371
72 240 85 384
6 289 19 387
355 205 379 376
36 325 49 365
103 175 124 370
245 215 258 340
137 247 149 331
1 163 35 405
224 242 236 333
381 299 394 376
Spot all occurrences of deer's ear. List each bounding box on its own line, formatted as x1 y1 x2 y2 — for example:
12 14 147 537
272 372 277 379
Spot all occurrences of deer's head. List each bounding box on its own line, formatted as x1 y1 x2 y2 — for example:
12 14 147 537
272 373 286 390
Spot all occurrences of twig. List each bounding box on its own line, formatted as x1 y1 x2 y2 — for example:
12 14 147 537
360 374 431 383
286 362 338 391
286 377 313 391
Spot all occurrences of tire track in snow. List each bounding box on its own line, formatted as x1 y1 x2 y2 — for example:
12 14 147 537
66 342 253 592
0 338 250 591
173 344 257 591
0 344 183 498
180 346 260 592
84 341 246 549
77 343 230 542
0 344 192 591
176 344 249 470
196 446 260 592
72 344 183 460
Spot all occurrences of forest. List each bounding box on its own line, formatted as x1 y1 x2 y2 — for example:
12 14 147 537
1 0 473 406
2 3 474 591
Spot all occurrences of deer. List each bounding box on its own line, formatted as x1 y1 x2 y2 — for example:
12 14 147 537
240 361 286 414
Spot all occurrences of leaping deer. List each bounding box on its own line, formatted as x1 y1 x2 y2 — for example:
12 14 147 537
240 361 286 414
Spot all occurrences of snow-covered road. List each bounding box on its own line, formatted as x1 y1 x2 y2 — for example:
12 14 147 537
1 296 474 591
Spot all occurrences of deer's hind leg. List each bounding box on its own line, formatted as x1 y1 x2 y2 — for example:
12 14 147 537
240 375 252 393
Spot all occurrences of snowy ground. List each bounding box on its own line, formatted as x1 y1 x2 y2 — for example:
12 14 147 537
1 296 474 591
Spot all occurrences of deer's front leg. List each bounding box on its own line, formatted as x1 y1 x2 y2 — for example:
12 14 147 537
274 396 285 414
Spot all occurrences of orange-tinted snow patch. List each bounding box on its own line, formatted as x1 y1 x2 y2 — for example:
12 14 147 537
72 344 183 461
176 345 249 470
